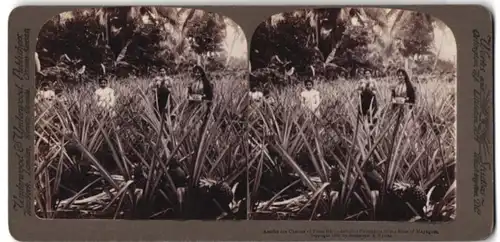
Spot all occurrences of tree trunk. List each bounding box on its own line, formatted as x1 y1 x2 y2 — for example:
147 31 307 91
35 52 41 73
325 35 344 64
104 11 110 46
315 13 320 47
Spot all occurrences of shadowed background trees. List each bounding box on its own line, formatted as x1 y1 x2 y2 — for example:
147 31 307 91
36 7 245 85
250 8 456 87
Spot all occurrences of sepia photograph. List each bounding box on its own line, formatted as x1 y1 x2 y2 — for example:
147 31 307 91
34 7 249 220
247 8 456 221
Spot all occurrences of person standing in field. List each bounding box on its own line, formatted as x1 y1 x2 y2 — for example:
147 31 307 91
391 69 416 109
391 69 418 144
300 79 321 117
129 69 138 80
247 85 264 121
357 69 379 126
187 65 214 140
249 85 264 104
55 88 69 107
187 65 214 110
263 89 276 107
35 81 56 113
94 77 116 117
337 70 347 81
149 67 175 116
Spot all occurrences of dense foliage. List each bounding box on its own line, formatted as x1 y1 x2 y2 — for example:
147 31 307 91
250 8 456 87
36 8 237 85
247 77 456 221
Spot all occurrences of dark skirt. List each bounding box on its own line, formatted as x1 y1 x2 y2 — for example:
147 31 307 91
156 93 174 113
359 91 378 117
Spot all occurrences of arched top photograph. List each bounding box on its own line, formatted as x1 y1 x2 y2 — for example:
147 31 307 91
33 7 249 221
247 7 457 222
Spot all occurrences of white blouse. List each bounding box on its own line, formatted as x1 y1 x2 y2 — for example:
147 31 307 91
300 89 321 112
94 87 116 109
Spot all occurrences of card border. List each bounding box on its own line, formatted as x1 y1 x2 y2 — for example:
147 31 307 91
8 5 495 241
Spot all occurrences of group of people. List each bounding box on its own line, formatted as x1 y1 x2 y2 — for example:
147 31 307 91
36 64 417 129
35 65 215 120
247 68 417 124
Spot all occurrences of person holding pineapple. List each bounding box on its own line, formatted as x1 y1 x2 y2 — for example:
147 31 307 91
149 67 175 116
357 69 379 123
391 69 416 109
187 65 214 110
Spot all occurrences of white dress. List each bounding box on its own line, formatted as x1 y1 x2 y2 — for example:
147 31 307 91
94 87 116 112
300 89 321 116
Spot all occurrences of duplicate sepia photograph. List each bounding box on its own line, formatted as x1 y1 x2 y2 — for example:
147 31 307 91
34 7 249 220
247 8 457 221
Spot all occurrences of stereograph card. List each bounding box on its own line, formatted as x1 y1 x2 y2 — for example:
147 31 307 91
8 4 494 241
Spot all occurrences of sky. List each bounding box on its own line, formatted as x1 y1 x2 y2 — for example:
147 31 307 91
221 19 248 60
433 24 457 62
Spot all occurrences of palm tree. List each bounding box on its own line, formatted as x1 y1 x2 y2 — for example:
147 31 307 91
92 7 224 72
94 7 181 58
303 8 388 64
294 7 389 76
306 7 449 73
36 7 205 78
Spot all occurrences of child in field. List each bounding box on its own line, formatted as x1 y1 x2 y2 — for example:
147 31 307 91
94 77 116 117
149 67 174 115
35 81 55 110
300 79 321 117
249 86 264 104
337 70 347 81
263 89 276 107
247 85 264 120
35 81 56 121
55 89 68 106
129 69 138 80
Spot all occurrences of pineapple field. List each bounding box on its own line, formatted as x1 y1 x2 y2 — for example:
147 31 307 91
246 75 456 221
247 7 457 221
34 71 456 222
34 6 251 220
34 73 250 220
33 6 457 222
